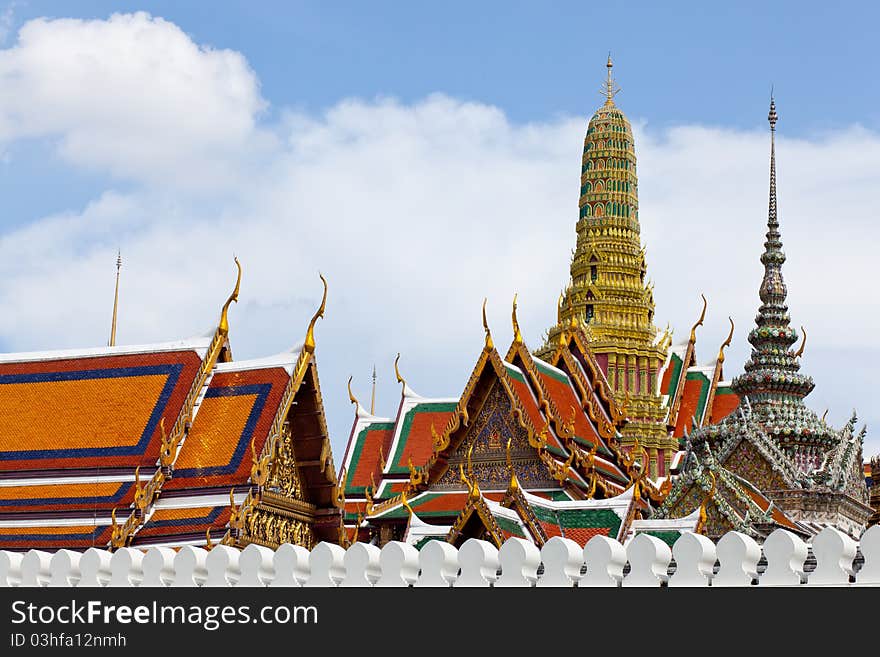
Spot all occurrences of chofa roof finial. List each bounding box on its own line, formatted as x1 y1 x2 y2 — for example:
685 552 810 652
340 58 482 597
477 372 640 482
717 316 734 364
218 256 242 336
689 293 707 344
512 293 523 345
482 298 494 350
304 273 328 354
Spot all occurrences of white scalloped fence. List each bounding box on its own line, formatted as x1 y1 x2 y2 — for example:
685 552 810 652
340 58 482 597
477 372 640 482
1 526 878 588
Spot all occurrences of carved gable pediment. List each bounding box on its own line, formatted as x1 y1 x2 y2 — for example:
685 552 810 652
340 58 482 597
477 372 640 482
432 380 558 491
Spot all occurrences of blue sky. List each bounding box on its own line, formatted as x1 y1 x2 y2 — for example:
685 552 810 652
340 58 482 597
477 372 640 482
0 2 878 459
10 1 880 131
6 1 879 228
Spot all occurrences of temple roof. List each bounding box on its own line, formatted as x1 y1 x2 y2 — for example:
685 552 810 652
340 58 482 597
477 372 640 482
0 268 342 551
0 339 209 473
657 310 740 448
162 355 296 492
385 479 688 550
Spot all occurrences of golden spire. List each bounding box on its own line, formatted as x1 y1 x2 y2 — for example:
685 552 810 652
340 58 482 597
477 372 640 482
371 364 377 414
557 292 564 324
689 294 707 344
109 250 122 347
218 256 242 337
482 298 494 350
717 317 734 364
303 273 328 354
602 53 621 105
512 293 523 345
794 326 806 358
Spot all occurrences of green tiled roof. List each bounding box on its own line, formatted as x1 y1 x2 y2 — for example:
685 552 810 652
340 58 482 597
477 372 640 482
637 529 681 547
556 508 622 536
412 536 445 550
494 514 527 538
529 504 558 526
665 352 684 398
533 358 570 384
503 363 527 384
373 493 457 519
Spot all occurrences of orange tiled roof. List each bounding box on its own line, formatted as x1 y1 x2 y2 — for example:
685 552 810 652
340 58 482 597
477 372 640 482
163 365 291 491
709 387 739 424
344 420 394 495
742 486 799 531
0 480 136 513
0 523 113 550
134 505 231 544
0 348 204 471
534 360 602 448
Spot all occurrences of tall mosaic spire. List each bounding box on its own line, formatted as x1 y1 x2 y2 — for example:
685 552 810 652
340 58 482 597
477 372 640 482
657 99 872 539
730 98 835 465
538 57 672 475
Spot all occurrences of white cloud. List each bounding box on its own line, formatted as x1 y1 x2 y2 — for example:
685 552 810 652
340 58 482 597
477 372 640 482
0 13 877 462
0 11 270 189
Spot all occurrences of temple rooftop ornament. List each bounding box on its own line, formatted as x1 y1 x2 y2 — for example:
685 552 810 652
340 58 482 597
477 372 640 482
538 58 673 478
371 364 377 415
656 98 872 540
602 53 621 105
482 298 494 350
108 250 122 347
727 96 831 454
218 256 241 337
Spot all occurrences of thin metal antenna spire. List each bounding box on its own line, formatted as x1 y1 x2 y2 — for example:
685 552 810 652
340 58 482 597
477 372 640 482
602 52 621 104
370 364 377 415
109 250 122 346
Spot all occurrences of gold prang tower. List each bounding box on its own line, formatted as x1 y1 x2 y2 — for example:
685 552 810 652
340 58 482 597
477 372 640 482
538 56 673 477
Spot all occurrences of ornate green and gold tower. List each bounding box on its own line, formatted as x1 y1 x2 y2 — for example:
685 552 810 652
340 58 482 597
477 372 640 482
537 57 673 476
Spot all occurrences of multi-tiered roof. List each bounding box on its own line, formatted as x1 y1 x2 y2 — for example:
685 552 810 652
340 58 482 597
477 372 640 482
339 300 688 548
0 262 342 551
